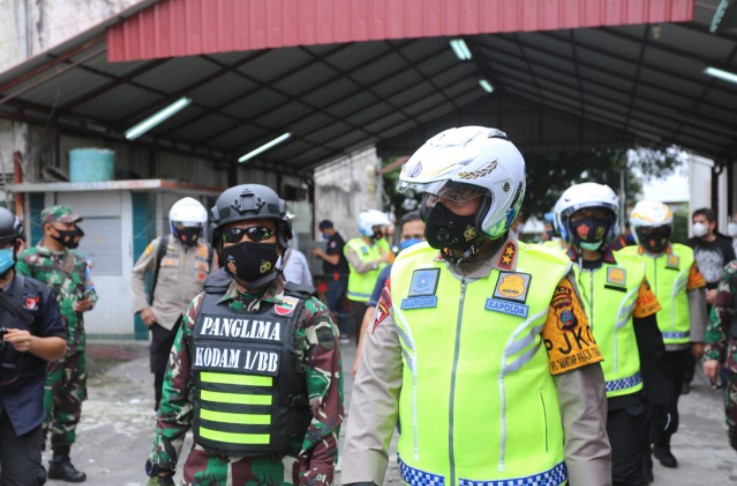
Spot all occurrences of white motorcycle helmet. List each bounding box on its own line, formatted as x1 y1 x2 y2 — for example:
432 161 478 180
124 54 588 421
358 209 391 238
630 200 673 252
169 197 208 245
397 126 525 261
554 183 619 248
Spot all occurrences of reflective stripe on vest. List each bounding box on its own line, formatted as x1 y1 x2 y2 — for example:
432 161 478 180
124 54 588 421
345 238 381 302
191 291 310 456
391 241 571 485
574 252 645 398
398 457 568 486
619 244 693 345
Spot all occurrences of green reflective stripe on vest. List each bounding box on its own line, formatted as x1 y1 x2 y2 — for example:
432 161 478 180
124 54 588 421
620 244 693 345
575 252 644 398
345 238 381 302
199 427 270 444
200 409 271 425
200 372 273 387
201 390 273 405
391 242 570 485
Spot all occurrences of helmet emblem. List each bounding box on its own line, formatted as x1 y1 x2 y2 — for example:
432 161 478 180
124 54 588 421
408 161 422 178
260 260 272 274
502 182 511 192
458 160 497 180
464 225 477 241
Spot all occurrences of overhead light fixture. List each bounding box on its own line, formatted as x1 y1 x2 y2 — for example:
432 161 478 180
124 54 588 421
238 132 292 163
704 66 737 85
125 97 192 140
479 79 494 93
450 39 472 61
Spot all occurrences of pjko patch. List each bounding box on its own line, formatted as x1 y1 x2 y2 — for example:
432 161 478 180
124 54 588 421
372 285 392 333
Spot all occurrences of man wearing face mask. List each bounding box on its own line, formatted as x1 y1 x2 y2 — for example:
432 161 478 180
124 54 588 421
343 209 392 345
619 200 707 476
343 127 610 486
131 197 213 411
554 184 674 486
351 210 425 377
145 184 343 486
687 208 736 305
16 206 98 482
312 220 350 341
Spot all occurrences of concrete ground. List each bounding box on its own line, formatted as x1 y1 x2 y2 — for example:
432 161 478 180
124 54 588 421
42 341 737 485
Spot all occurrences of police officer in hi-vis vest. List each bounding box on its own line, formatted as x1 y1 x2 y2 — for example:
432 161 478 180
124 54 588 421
145 184 343 486
620 200 707 473
554 183 674 486
342 127 612 486
344 209 392 343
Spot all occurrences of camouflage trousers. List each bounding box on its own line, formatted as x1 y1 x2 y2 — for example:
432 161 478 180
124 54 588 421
181 448 299 485
43 350 87 450
725 371 737 452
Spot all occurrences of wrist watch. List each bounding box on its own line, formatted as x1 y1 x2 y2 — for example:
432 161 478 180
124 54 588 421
145 459 172 477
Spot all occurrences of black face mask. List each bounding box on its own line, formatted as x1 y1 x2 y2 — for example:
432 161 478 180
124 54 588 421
177 227 200 246
421 200 480 251
50 228 78 248
66 227 84 250
221 242 279 284
372 230 384 240
637 226 672 253
570 216 610 246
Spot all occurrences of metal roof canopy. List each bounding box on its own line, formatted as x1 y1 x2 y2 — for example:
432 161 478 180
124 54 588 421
0 0 735 179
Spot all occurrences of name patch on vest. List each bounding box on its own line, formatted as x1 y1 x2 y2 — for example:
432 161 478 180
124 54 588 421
666 254 680 270
485 298 529 318
605 267 627 292
193 345 280 376
197 315 285 342
401 269 439 310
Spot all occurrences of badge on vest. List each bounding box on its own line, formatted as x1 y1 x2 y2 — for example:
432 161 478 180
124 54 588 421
605 267 627 292
665 254 680 270
485 272 531 318
401 268 439 310
274 296 299 317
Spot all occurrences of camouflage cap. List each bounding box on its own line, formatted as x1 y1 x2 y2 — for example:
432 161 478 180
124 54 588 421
41 205 83 224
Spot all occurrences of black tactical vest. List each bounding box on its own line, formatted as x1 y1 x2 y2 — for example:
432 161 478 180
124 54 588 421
191 284 311 456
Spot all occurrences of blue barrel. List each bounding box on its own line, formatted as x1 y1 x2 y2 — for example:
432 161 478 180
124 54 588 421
69 148 115 182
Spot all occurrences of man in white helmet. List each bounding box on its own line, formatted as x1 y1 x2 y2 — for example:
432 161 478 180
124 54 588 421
554 184 674 486
620 200 707 474
342 127 611 486
343 209 393 344
131 197 213 410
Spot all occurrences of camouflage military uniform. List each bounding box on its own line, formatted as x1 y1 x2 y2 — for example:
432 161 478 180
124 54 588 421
149 277 343 485
705 260 737 451
15 207 98 450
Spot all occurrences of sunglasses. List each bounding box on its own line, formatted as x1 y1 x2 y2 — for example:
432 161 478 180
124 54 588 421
221 226 275 244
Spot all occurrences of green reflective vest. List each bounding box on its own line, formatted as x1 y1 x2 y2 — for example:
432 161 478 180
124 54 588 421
345 237 383 302
619 244 693 345
573 251 645 398
390 241 570 486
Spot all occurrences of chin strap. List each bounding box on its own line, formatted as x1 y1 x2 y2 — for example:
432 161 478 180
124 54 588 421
441 235 500 265
233 270 278 293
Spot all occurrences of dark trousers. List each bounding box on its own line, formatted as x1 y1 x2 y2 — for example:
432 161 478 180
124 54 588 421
348 300 368 345
150 323 179 411
651 349 689 447
326 275 348 334
608 405 648 486
0 412 45 485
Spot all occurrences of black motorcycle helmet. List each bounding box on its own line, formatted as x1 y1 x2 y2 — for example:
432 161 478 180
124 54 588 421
209 184 292 251
0 208 22 247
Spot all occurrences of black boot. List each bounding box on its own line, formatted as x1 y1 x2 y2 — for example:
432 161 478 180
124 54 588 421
652 444 678 468
48 446 86 482
642 450 654 484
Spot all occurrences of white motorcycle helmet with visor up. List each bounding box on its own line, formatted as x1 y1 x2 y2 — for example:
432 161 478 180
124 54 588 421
397 126 526 263
630 200 674 253
169 197 208 246
554 182 619 252
357 209 391 238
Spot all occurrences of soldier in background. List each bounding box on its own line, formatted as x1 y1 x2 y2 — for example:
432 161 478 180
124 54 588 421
704 260 737 455
131 197 212 411
16 205 98 483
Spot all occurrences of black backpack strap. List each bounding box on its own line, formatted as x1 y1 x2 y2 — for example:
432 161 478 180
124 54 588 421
284 281 318 299
207 245 214 270
149 235 169 305
0 275 34 328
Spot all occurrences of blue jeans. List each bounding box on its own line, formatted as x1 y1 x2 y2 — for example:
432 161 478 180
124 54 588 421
326 274 348 334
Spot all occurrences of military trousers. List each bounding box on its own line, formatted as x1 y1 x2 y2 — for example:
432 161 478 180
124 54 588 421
724 371 737 451
43 350 87 450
